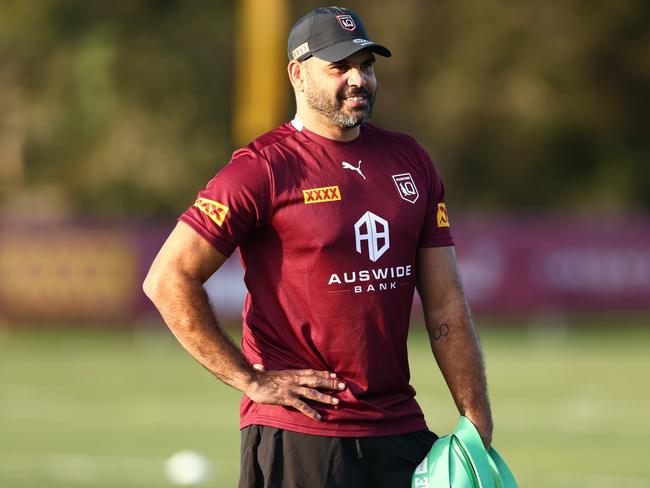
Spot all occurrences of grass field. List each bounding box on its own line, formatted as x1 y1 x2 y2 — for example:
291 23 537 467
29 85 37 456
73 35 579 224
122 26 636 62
1 316 649 487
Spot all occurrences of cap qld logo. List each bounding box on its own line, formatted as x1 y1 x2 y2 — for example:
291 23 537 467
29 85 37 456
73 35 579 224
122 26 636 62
336 15 357 31
354 211 389 262
392 173 419 204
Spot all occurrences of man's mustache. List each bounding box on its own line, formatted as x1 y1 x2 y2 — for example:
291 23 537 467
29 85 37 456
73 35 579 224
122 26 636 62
340 88 373 99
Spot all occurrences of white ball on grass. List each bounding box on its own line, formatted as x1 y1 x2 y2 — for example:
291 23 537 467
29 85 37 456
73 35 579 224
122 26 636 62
165 450 211 485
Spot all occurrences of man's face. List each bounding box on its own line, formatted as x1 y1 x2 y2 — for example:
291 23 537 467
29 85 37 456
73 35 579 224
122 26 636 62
302 49 377 130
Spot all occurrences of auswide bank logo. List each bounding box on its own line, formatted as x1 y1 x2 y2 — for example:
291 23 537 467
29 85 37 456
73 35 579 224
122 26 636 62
327 210 412 293
354 211 389 262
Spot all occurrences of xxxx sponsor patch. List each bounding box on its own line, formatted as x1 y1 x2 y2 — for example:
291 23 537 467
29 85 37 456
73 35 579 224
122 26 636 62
302 186 342 204
194 197 229 226
436 202 450 228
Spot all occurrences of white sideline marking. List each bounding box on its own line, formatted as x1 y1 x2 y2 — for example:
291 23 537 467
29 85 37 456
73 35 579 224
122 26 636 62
0 452 164 485
0 451 237 484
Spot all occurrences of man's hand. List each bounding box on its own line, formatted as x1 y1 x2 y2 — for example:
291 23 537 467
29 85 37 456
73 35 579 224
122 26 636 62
464 411 493 450
244 367 346 420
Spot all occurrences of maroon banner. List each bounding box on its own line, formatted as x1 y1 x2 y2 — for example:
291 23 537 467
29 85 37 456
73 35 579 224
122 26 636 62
0 220 143 322
1 216 648 323
449 216 650 313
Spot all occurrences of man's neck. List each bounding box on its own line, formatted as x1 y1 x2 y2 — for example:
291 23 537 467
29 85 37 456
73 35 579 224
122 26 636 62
295 108 360 142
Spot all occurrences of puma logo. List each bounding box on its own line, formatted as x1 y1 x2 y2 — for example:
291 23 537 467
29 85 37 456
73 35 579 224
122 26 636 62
342 160 366 180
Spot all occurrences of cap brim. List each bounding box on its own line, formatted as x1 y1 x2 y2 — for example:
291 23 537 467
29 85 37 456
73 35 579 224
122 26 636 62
313 39 391 62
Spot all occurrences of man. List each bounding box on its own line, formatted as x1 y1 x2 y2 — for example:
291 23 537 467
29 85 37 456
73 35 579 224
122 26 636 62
144 6 492 488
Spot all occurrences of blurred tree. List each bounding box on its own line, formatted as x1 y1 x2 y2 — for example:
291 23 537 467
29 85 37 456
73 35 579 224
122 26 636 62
1 0 235 217
355 0 650 212
0 0 648 217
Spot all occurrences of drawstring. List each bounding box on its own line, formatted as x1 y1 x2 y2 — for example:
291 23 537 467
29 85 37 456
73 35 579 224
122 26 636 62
355 438 363 459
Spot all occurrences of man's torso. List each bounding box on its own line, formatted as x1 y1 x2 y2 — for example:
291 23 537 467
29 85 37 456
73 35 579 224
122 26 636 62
180 121 453 436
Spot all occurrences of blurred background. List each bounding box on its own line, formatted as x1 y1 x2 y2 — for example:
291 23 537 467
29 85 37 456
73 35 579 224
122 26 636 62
1 0 649 487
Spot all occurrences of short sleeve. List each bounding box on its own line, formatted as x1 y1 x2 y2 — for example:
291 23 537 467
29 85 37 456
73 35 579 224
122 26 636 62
415 145 455 248
179 150 272 256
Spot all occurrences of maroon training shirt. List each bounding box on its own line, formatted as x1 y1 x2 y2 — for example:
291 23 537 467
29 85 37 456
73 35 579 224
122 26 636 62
180 119 454 437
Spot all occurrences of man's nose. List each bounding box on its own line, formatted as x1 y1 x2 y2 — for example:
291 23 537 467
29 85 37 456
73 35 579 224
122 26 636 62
347 67 365 87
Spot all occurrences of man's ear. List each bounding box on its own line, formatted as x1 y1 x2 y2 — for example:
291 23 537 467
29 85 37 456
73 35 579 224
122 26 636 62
288 60 305 92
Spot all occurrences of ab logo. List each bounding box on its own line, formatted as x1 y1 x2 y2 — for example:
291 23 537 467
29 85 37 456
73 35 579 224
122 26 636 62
354 211 390 262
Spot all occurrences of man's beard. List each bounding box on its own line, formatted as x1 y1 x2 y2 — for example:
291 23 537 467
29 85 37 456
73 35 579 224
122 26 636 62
304 78 375 129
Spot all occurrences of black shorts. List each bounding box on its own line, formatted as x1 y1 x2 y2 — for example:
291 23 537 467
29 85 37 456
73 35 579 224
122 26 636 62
239 425 437 488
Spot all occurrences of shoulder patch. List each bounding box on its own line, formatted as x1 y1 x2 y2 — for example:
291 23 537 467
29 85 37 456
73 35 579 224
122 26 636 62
437 202 450 228
194 197 229 227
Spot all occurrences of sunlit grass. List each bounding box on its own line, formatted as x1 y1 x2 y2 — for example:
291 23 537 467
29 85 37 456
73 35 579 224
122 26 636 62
1 318 649 487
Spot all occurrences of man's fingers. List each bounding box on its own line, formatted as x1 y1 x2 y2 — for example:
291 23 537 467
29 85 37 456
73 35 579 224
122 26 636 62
287 369 345 390
290 398 322 420
298 375 346 391
294 369 336 379
296 387 340 405
263 369 344 391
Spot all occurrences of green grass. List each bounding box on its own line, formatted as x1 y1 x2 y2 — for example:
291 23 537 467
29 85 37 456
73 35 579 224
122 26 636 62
1 318 649 487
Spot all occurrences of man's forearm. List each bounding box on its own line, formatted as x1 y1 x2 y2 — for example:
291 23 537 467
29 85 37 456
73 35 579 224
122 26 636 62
425 295 493 445
142 224 344 420
147 273 255 391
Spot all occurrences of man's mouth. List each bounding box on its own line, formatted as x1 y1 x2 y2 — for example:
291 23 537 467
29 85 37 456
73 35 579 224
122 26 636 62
342 92 370 107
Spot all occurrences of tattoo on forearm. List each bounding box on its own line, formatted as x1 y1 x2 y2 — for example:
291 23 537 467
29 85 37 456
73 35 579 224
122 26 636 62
432 323 449 341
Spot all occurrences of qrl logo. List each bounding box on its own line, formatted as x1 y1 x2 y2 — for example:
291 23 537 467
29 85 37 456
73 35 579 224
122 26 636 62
336 15 357 31
354 211 390 262
392 173 419 204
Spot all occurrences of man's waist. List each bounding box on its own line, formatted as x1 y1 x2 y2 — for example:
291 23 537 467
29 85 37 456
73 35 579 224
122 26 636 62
240 395 425 437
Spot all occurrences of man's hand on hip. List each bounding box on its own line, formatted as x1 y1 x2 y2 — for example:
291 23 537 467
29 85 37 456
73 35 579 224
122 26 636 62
244 366 346 420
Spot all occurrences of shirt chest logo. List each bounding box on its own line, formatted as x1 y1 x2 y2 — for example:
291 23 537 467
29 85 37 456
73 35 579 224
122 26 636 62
392 173 419 204
342 160 366 180
354 211 390 262
303 185 342 204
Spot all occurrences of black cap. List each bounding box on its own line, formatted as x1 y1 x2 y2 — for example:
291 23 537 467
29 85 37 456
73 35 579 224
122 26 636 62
287 6 391 62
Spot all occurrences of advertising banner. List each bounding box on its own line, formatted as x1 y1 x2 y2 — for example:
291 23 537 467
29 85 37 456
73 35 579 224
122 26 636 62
1 217 648 323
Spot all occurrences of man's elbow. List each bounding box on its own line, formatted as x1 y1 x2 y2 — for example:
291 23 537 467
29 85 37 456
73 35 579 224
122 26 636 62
142 266 164 303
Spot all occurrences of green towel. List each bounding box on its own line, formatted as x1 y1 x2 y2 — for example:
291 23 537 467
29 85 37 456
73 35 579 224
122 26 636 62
412 417 519 488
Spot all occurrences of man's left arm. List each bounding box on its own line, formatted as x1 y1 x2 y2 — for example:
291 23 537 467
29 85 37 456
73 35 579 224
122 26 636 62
416 246 493 448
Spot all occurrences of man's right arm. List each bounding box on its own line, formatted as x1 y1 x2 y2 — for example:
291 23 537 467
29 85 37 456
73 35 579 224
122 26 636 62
143 221 343 419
